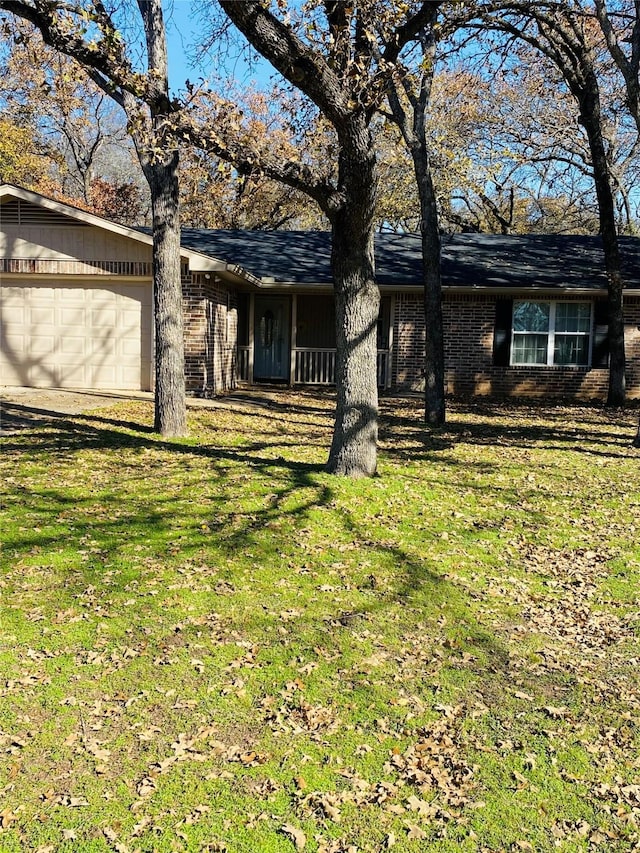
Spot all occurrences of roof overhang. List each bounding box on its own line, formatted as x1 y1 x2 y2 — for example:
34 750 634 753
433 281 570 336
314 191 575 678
226 281 637 296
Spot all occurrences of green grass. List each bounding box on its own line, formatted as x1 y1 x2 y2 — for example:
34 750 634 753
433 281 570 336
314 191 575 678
1 392 639 852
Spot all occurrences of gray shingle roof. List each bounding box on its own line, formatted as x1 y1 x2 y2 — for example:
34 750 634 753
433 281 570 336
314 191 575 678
177 229 640 290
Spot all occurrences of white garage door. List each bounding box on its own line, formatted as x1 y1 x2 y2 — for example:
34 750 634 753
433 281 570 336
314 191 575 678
0 281 152 390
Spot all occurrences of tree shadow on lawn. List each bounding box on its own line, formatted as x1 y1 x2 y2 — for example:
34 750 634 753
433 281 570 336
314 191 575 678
1 411 597 745
0 400 157 435
0 400 571 574
224 388 336 418
379 399 638 461
4 394 635 459
0 412 497 613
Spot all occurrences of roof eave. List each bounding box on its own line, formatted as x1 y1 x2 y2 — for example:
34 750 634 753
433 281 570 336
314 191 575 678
229 281 619 295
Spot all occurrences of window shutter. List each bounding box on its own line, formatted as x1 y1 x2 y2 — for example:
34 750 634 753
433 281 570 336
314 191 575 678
493 298 513 366
592 300 609 368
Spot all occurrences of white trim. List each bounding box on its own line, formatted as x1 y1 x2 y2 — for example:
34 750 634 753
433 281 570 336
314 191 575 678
248 293 255 384
289 294 297 385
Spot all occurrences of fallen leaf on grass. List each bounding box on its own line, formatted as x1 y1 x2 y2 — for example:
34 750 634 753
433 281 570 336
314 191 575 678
513 770 530 790
136 777 156 797
132 817 151 836
137 726 161 742
514 691 534 701
281 823 306 849
1 810 16 829
406 794 438 817
300 792 343 823
405 823 428 840
64 796 89 807
544 706 570 719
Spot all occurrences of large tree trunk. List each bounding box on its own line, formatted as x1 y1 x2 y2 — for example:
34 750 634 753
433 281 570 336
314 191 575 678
580 82 626 406
138 0 187 437
144 150 187 437
418 159 445 427
326 122 380 478
384 8 445 428
408 68 445 427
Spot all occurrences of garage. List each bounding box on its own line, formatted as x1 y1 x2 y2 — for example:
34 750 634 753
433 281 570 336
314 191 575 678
0 280 152 390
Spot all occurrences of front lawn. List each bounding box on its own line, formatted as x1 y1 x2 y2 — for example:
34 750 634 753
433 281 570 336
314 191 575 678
1 393 639 852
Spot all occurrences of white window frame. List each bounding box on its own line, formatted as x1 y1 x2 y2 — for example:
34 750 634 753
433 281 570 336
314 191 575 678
511 300 593 367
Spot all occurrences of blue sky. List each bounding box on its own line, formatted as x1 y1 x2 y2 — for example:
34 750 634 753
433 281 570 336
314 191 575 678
164 0 273 94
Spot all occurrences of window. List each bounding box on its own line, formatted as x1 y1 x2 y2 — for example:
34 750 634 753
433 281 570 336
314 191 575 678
511 301 591 366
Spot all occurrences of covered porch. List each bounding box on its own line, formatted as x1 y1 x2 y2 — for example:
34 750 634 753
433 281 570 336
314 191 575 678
236 292 394 389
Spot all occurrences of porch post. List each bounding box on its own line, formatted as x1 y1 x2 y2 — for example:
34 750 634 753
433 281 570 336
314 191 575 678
387 294 395 389
248 293 255 384
290 293 297 385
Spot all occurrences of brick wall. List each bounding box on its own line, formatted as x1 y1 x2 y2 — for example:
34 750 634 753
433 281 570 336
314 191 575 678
626 296 640 398
182 272 237 396
393 293 426 388
393 292 640 401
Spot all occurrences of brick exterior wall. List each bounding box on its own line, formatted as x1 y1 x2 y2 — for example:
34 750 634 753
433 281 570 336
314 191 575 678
626 296 640 398
182 272 237 396
393 292 640 401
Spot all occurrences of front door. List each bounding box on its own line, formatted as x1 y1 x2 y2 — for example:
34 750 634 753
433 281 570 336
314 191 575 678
253 296 290 381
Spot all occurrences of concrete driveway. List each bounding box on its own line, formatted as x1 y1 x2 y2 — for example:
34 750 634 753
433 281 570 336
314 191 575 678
0 385 304 434
0 387 154 434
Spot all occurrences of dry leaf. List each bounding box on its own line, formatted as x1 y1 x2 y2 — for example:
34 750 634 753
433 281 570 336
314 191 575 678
406 794 435 817
1 810 15 829
281 823 306 850
514 691 534 701
405 823 427 840
544 706 570 719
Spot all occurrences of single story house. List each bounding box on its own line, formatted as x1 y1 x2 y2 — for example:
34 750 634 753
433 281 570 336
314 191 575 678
2 183 639 400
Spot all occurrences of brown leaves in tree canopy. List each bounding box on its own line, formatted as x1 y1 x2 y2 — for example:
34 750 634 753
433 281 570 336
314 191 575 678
88 177 144 224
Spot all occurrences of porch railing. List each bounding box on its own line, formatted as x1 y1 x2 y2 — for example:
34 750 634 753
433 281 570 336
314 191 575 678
236 346 390 387
296 348 389 387
295 348 336 384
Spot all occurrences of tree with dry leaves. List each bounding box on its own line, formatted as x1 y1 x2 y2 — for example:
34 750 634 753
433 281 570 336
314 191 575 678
451 0 630 406
183 1 442 477
1 24 139 207
0 0 187 436
0 115 52 187
178 89 326 230
382 3 445 427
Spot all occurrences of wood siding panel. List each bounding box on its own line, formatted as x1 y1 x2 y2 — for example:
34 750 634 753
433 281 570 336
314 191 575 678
1 224 152 264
